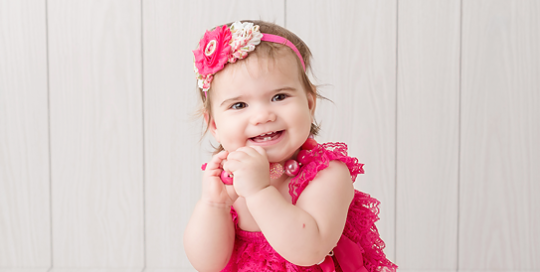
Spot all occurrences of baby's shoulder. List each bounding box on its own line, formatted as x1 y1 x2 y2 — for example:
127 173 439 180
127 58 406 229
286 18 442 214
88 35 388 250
294 159 355 219
299 141 364 180
317 159 352 179
318 141 364 179
303 160 354 192
289 141 361 203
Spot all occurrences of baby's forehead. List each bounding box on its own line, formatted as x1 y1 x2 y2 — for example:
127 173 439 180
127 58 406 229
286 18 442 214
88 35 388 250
214 63 301 97
237 47 297 69
216 49 301 82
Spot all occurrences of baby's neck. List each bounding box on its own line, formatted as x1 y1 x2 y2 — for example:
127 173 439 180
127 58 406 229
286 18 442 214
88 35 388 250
270 148 301 165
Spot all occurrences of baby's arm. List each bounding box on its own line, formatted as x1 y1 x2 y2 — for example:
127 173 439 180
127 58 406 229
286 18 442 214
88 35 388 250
246 160 354 266
183 151 238 272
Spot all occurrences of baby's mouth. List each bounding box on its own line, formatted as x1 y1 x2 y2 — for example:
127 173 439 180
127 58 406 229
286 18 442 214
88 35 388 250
250 131 283 142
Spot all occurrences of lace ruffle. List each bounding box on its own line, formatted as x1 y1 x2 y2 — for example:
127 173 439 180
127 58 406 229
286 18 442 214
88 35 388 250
343 191 397 272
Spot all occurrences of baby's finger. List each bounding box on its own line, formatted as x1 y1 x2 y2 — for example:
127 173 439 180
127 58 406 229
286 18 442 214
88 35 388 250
234 146 261 158
204 169 222 178
235 146 267 160
222 159 241 173
205 150 229 171
227 150 251 162
249 146 267 157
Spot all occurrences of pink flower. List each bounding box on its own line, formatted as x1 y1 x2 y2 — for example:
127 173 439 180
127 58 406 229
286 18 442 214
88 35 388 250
193 25 232 76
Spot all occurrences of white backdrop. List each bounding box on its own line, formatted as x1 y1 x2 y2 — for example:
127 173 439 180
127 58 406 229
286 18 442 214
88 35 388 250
1 0 539 271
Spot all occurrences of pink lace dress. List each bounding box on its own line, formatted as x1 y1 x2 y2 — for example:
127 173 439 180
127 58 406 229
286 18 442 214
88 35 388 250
221 142 397 272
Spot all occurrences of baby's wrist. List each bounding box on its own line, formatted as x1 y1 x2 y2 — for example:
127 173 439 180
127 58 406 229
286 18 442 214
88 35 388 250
243 184 273 200
199 198 232 209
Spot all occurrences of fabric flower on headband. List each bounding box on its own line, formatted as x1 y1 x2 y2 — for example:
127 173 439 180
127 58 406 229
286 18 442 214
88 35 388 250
193 22 262 92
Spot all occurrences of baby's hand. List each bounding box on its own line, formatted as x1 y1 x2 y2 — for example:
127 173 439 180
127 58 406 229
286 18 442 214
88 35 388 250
201 150 238 206
223 146 270 198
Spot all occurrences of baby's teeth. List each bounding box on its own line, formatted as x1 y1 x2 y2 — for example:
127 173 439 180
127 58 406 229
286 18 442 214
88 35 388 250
259 131 275 137
264 137 271 141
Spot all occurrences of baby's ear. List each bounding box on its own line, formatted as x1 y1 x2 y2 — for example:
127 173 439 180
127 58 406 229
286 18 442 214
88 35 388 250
203 111 210 125
307 88 317 115
205 112 220 143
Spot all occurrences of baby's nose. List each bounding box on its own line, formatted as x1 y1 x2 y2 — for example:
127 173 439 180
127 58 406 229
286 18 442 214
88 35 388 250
250 107 276 125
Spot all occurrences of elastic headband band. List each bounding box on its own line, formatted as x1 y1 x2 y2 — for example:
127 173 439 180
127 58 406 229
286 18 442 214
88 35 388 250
261 34 306 71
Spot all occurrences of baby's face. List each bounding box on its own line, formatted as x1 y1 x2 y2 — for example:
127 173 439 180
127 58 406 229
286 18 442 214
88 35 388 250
209 50 315 163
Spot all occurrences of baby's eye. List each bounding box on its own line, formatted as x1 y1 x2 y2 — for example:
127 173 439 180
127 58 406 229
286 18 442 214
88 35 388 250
272 93 288 102
230 102 247 110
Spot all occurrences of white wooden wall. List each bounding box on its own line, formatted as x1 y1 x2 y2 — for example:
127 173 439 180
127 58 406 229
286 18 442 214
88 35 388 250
1 0 538 271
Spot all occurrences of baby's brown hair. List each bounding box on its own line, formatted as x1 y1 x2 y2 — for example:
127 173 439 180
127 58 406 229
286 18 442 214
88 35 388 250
195 20 322 153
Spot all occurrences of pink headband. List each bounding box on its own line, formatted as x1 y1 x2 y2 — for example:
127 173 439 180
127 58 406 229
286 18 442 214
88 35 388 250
193 21 306 94
260 34 306 71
